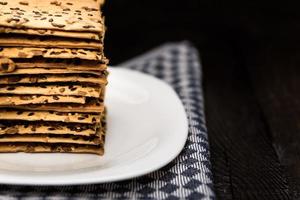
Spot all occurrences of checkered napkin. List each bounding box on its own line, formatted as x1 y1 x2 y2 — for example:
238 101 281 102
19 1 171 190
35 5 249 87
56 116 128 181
0 42 215 200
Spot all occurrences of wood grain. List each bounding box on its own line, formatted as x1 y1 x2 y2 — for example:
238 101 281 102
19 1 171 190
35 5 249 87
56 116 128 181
202 45 290 199
247 44 300 199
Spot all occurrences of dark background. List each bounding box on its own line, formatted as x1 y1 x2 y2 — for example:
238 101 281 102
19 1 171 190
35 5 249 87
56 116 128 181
103 1 300 199
103 1 298 64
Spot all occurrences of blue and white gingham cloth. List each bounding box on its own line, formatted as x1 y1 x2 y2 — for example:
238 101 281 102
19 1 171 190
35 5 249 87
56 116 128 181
0 42 215 200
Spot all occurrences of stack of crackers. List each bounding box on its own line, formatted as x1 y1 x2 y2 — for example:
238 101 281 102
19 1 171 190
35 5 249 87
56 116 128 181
0 0 108 155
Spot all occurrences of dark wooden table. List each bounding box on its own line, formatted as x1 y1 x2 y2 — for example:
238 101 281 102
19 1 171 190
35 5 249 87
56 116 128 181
203 42 294 200
104 1 300 199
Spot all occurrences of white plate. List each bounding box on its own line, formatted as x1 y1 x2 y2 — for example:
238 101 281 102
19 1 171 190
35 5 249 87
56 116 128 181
0 68 188 185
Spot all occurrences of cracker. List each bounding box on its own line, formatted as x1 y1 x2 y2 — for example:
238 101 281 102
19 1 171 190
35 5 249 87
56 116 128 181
0 47 104 60
0 85 101 97
0 58 16 72
15 62 107 71
0 58 108 73
0 122 98 136
0 143 104 155
0 95 85 105
3 101 105 113
0 74 107 85
100 86 106 101
0 27 101 40
0 35 102 49
14 57 109 66
0 0 104 33
0 134 103 145
0 110 101 124
0 68 103 76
